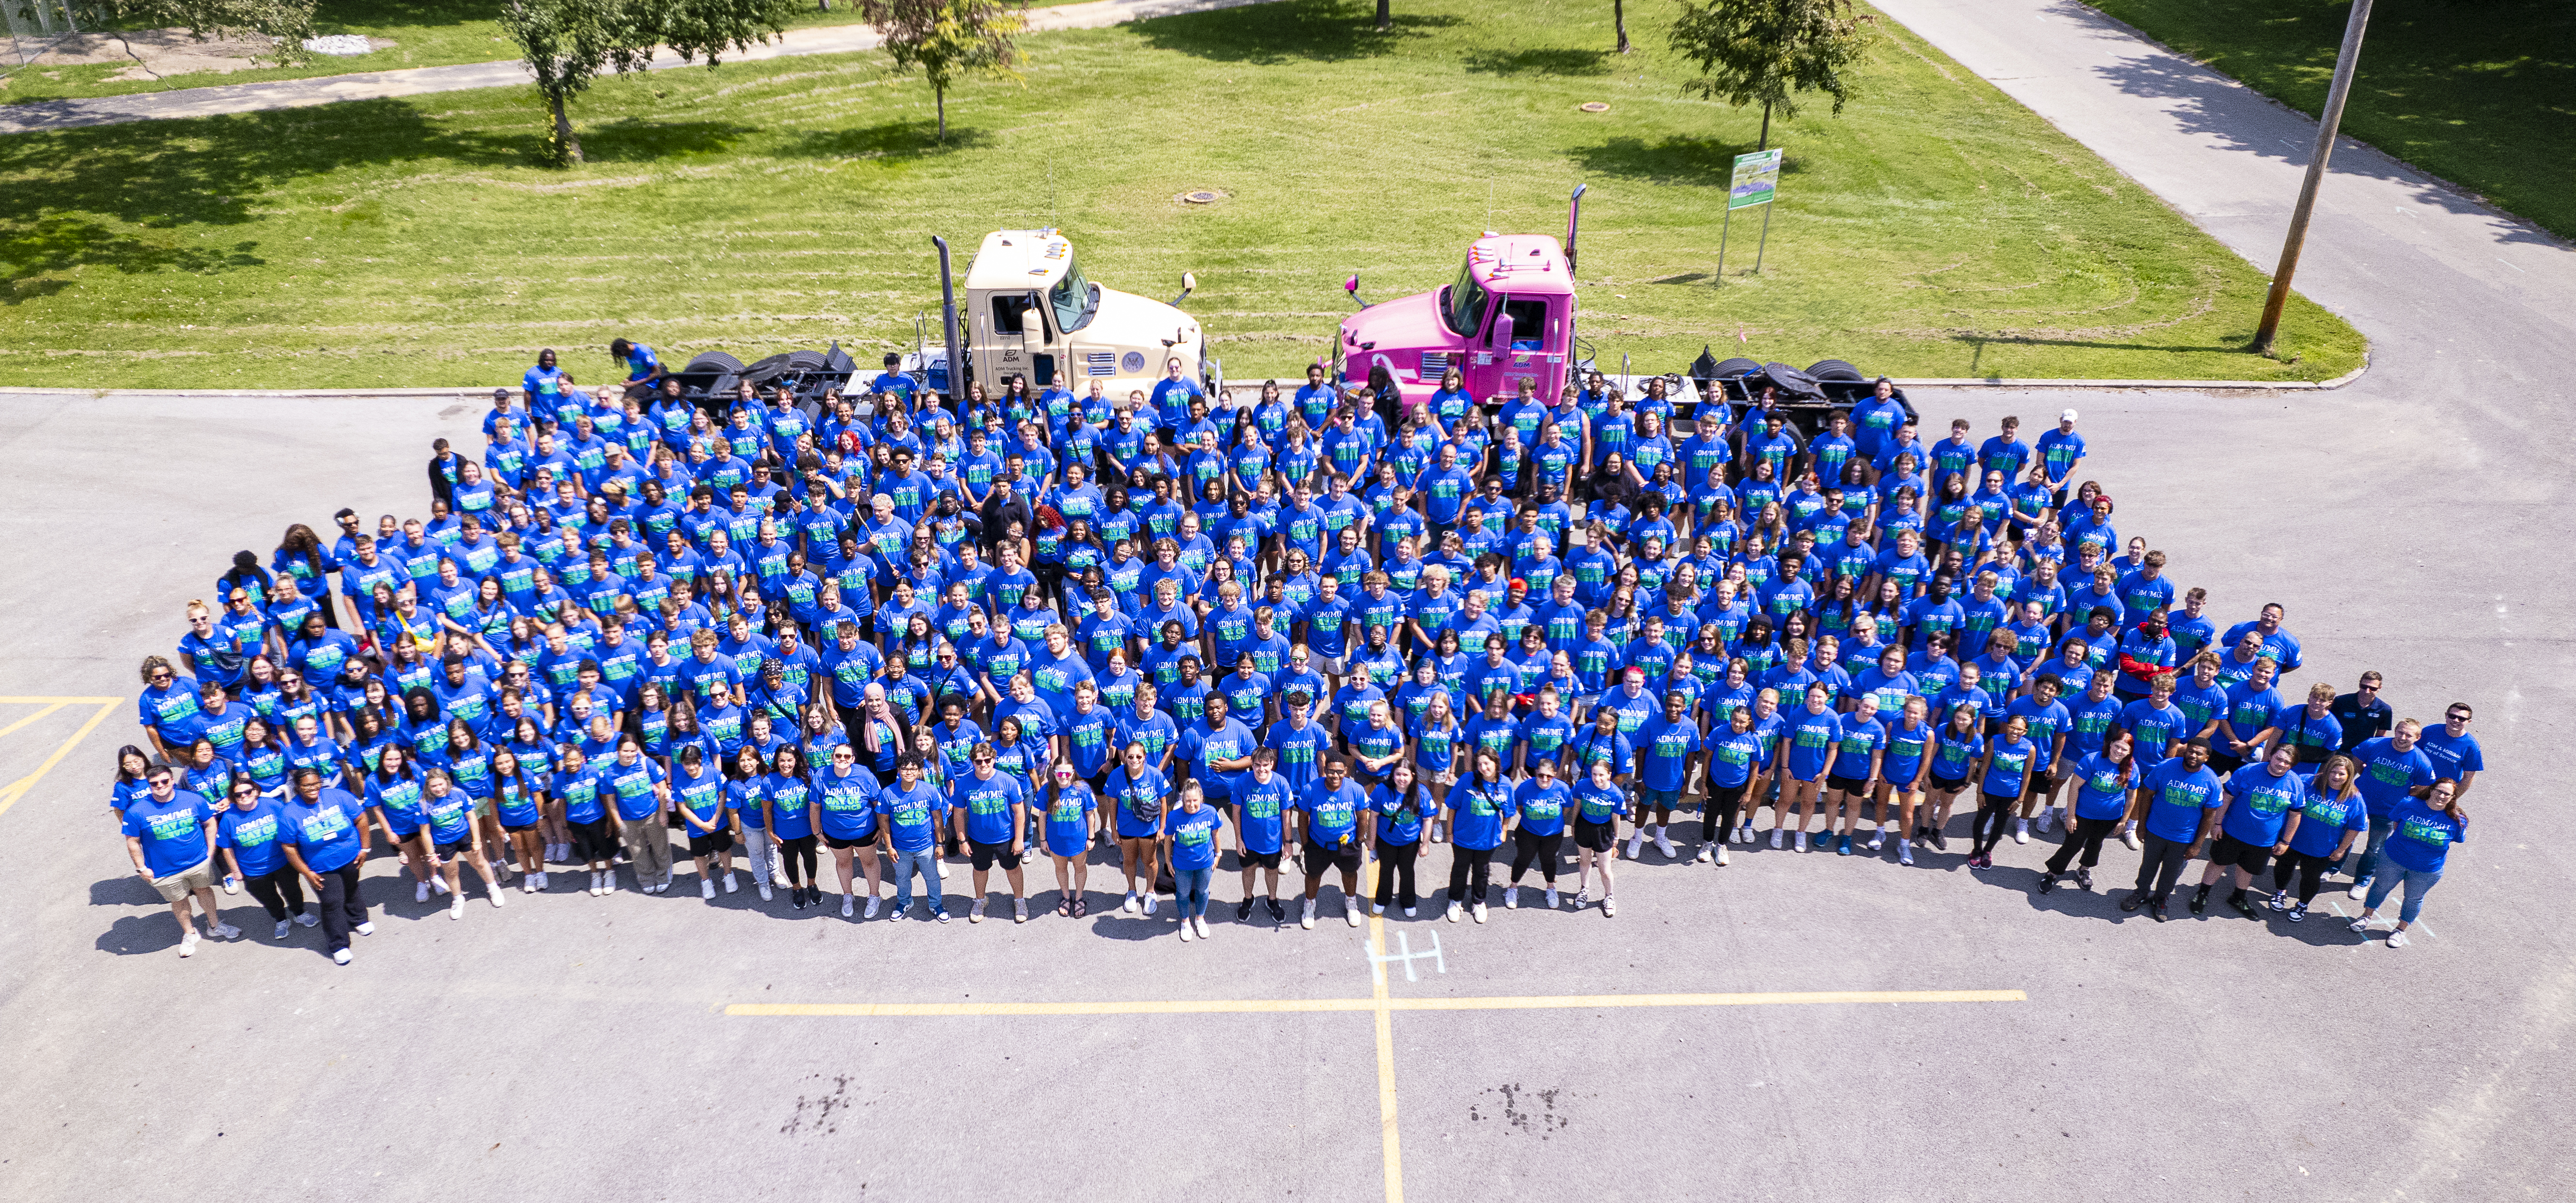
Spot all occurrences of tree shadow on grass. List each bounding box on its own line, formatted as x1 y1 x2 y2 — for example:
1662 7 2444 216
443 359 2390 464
1564 134 1786 188
1462 47 1611 77
779 121 998 161
2 215 266 304
1129 0 1463 66
577 117 765 163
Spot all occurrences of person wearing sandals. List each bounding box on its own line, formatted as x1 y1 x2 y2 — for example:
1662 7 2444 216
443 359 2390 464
1040 761 1098 918
2350 778 2466 948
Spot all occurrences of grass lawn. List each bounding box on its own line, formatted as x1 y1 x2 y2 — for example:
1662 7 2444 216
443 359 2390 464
2086 0 2576 239
0 0 2365 388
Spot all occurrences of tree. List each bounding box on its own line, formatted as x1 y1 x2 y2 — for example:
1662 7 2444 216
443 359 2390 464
84 0 317 66
1614 0 1630 54
500 0 796 165
1668 0 1874 150
862 0 1028 142
1376 0 1389 33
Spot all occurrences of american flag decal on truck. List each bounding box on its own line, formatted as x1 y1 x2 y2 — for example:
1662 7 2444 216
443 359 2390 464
1086 351 1117 377
1419 351 1451 378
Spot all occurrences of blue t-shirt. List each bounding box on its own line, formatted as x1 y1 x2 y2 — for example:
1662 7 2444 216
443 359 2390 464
124 791 214 878
2286 780 2369 858
1107 765 1171 839
2137 758 2224 845
2381 797 2465 874
815 766 883 842
1042 782 1097 859
1705 728 1765 790
1511 778 1571 837
874 782 950 853
2220 762 2305 847
1444 777 1512 850
1634 715 1702 792
1233 772 1294 855
2349 736 2437 818
1299 778 1368 848
215 799 293 879
1830 713 1887 780
1980 737 2037 798
1782 707 1840 782
2066 752 2135 821
951 770 1025 846
764 772 817 841
281 789 366 873
1164 804 1225 872
1573 779 1629 824
1371 784 1430 846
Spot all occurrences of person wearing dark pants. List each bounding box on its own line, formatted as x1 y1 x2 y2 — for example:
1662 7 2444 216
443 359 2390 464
1366 764 1434 917
2267 754 2368 923
2190 744 2306 917
1503 758 1570 909
2119 739 2222 923
2040 730 2138 894
1966 716 2036 870
216 780 315 940
278 768 372 965
1443 750 1514 923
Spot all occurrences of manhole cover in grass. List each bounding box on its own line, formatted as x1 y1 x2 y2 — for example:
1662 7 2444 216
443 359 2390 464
1579 102 1610 113
1178 189 1228 205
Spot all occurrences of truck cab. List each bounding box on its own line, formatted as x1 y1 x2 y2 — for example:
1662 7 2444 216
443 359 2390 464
955 230 1209 401
1336 232 1578 407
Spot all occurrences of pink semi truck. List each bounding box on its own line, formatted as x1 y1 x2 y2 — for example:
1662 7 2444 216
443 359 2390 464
1334 186 1588 408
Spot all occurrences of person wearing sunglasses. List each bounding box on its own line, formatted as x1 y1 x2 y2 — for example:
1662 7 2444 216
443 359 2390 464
217 779 314 941
123 764 238 956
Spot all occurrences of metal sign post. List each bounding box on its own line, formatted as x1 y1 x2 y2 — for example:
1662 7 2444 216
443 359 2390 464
1715 147 1782 286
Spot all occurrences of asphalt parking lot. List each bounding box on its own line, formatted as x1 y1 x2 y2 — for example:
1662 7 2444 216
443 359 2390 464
1 377 2565 1202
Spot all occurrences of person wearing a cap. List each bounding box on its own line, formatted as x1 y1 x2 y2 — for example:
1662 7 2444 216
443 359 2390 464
2034 408 2086 510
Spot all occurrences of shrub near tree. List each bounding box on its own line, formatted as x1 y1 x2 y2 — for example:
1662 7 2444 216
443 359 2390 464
82 0 318 63
501 0 803 164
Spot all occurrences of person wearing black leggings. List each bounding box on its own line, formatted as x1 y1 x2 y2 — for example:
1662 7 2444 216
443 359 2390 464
1368 766 1433 916
2267 754 2367 923
1443 752 1514 923
1504 759 1570 909
1968 716 2036 870
2040 732 2138 894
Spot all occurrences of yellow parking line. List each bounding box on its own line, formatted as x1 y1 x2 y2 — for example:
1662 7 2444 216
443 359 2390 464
1389 989 2028 1010
0 702 68 739
0 701 120 820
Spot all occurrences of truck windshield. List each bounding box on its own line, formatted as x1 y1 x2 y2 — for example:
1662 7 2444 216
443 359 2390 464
1442 256 1488 338
1050 255 1093 333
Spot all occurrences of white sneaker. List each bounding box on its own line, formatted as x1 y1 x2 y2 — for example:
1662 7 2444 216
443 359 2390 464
1123 891 1141 914
758 882 774 901
222 877 240 895
1193 916 1210 939
489 890 505 908
1897 840 1914 867
1867 830 1886 851
332 947 352 965
1404 905 1417 917
1625 833 1645 859
1653 832 1676 859
2120 828 2141 850
1601 896 1618 918
1015 899 1029 924
1769 828 1783 850
1546 887 1560 908
723 873 738 894
432 876 451 895
2013 819 2030 845
448 897 464 920
2348 879 2371 900
841 894 855 917
293 912 318 928
354 921 375 936
1372 902 1386 916
415 881 431 904
588 872 604 896
1446 902 1463 922
1345 898 1361 927
523 875 540 894
864 895 882 919
1504 886 1520 909
1301 898 1317 929
2386 930 2409 948
970 899 988 923
1794 832 1809 853
1143 893 1158 916
700 879 717 900
1696 844 1714 863
1472 902 1489 924
1716 847 1731 866
210 922 241 941
2037 808 2056 834
1178 921 1194 942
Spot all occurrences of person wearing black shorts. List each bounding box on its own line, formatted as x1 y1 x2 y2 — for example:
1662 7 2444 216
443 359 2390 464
2190 743 2303 918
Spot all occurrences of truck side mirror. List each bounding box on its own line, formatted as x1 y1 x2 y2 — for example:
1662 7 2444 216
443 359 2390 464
1490 312 1516 351
1019 308 1044 340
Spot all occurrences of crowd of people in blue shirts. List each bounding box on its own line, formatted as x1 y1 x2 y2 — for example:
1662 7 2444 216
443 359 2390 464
110 341 2486 960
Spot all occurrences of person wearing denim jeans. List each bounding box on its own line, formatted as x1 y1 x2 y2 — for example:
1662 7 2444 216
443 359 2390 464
2351 780 2467 949
1164 782 1224 941
874 754 951 921
2340 721 2438 896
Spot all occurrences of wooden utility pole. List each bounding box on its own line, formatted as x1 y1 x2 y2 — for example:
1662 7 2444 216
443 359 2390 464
2254 0 2373 352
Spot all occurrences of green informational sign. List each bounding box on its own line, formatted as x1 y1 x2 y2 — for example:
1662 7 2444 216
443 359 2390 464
1726 149 1782 211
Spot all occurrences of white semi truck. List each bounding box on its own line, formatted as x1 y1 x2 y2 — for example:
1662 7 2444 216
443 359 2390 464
909 230 1217 403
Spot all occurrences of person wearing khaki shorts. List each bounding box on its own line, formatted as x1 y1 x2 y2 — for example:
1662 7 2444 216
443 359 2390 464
122 765 241 956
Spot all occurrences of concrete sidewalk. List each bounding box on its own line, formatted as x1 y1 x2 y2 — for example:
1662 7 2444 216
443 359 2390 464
0 0 1271 136
1871 0 2575 452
